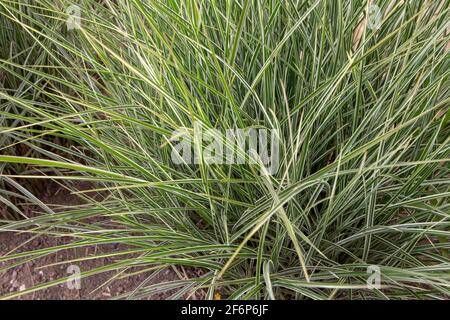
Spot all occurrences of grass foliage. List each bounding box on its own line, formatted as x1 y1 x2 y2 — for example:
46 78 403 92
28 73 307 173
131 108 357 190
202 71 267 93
0 0 449 299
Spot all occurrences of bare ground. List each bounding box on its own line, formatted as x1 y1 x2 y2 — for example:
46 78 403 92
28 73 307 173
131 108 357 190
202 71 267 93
0 181 200 300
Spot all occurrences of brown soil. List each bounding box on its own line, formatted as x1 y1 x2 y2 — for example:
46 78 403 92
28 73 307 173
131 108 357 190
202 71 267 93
0 181 199 300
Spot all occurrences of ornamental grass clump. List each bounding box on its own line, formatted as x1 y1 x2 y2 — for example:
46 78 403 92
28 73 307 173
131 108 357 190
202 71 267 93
0 0 449 299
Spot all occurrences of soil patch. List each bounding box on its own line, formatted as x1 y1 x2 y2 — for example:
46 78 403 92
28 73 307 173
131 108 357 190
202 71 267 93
0 181 200 299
